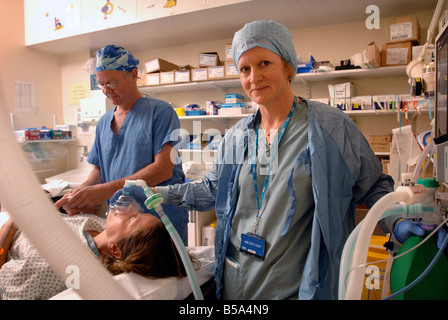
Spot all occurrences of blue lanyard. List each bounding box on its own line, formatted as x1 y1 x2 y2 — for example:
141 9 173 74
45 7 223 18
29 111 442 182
251 96 297 233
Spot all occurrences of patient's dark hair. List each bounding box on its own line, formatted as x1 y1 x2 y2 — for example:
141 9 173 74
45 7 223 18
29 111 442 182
101 220 199 278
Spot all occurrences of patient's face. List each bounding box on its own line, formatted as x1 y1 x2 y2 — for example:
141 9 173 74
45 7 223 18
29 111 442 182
106 206 159 243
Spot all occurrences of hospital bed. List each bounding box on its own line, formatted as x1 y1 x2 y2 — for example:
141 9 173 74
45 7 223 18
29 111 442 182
0 211 216 300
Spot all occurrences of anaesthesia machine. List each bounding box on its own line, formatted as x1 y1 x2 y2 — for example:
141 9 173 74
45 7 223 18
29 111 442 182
340 179 448 300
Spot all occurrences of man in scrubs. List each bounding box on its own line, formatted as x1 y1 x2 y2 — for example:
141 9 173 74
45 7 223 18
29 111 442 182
55 45 188 243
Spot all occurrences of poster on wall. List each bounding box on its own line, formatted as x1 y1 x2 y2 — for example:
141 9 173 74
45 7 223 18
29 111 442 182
14 81 35 114
24 0 81 45
80 0 138 34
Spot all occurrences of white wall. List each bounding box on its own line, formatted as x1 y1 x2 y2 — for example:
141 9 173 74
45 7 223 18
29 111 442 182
0 2 441 182
0 0 63 130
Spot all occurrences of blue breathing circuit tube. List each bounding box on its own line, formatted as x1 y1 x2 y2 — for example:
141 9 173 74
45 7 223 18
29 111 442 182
123 180 204 300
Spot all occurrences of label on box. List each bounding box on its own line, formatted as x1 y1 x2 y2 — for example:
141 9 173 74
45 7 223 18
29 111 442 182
328 82 354 98
386 48 409 65
160 72 174 84
145 60 160 73
390 22 413 41
192 69 207 81
226 63 238 75
175 71 190 83
208 66 224 78
369 135 390 152
146 74 160 85
200 54 218 66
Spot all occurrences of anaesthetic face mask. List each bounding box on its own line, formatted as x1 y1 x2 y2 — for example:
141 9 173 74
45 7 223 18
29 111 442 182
109 193 144 215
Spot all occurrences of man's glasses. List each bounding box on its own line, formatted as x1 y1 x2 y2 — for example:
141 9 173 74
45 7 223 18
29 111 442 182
96 77 125 90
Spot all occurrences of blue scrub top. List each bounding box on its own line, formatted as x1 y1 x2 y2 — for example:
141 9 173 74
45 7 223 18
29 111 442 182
88 96 185 186
88 96 189 243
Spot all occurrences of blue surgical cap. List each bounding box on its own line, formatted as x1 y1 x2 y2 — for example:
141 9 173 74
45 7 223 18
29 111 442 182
96 44 139 72
232 20 297 77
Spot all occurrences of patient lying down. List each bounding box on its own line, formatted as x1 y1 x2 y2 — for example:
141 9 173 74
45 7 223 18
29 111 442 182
0 207 198 300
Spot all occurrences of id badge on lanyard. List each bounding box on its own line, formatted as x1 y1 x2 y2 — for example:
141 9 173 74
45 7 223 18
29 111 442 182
239 96 297 262
240 232 266 260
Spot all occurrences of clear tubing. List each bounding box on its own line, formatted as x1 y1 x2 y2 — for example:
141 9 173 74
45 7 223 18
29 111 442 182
382 219 448 300
0 111 133 300
341 216 448 299
343 186 429 300
343 191 407 299
341 186 434 299
124 180 204 300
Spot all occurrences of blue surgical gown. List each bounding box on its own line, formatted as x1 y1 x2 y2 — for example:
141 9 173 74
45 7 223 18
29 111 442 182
88 96 188 243
157 97 394 299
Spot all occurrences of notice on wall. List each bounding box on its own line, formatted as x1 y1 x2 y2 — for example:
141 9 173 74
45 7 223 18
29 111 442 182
68 82 89 104
14 81 35 114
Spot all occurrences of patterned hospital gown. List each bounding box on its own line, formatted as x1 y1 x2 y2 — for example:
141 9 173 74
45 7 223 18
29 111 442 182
0 214 105 300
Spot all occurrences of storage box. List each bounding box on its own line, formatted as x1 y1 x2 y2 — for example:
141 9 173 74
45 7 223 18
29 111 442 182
15 129 40 142
368 135 391 153
225 44 233 61
199 52 220 67
174 65 193 83
191 68 208 82
146 73 160 86
364 42 381 68
386 15 420 44
382 159 390 174
40 129 52 140
297 56 315 73
381 41 413 67
220 103 246 115
328 82 354 98
160 71 175 84
225 93 244 104
138 73 160 86
208 65 225 80
52 130 63 139
186 110 206 116
145 58 178 73
225 61 239 78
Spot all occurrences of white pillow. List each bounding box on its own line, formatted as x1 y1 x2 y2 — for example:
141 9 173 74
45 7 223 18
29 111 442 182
51 246 215 300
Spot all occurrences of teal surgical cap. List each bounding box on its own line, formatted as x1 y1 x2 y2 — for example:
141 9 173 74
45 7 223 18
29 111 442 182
232 20 297 77
96 44 139 72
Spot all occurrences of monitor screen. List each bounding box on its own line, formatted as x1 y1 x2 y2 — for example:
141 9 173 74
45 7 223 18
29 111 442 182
436 26 448 138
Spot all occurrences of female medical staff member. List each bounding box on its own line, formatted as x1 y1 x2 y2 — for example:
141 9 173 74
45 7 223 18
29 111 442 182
155 20 394 299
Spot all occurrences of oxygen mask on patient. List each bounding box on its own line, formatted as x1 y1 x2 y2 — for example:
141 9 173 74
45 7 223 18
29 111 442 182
109 192 143 215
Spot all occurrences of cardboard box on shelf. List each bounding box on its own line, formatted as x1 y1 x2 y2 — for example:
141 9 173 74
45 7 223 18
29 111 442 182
174 65 193 83
199 52 220 67
225 44 233 61
328 82 354 98
137 73 160 86
145 58 178 73
191 68 208 82
381 41 413 67
208 65 225 80
160 71 175 84
386 15 420 44
364 42 381 68
220 103 246 115
225 61 239 78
